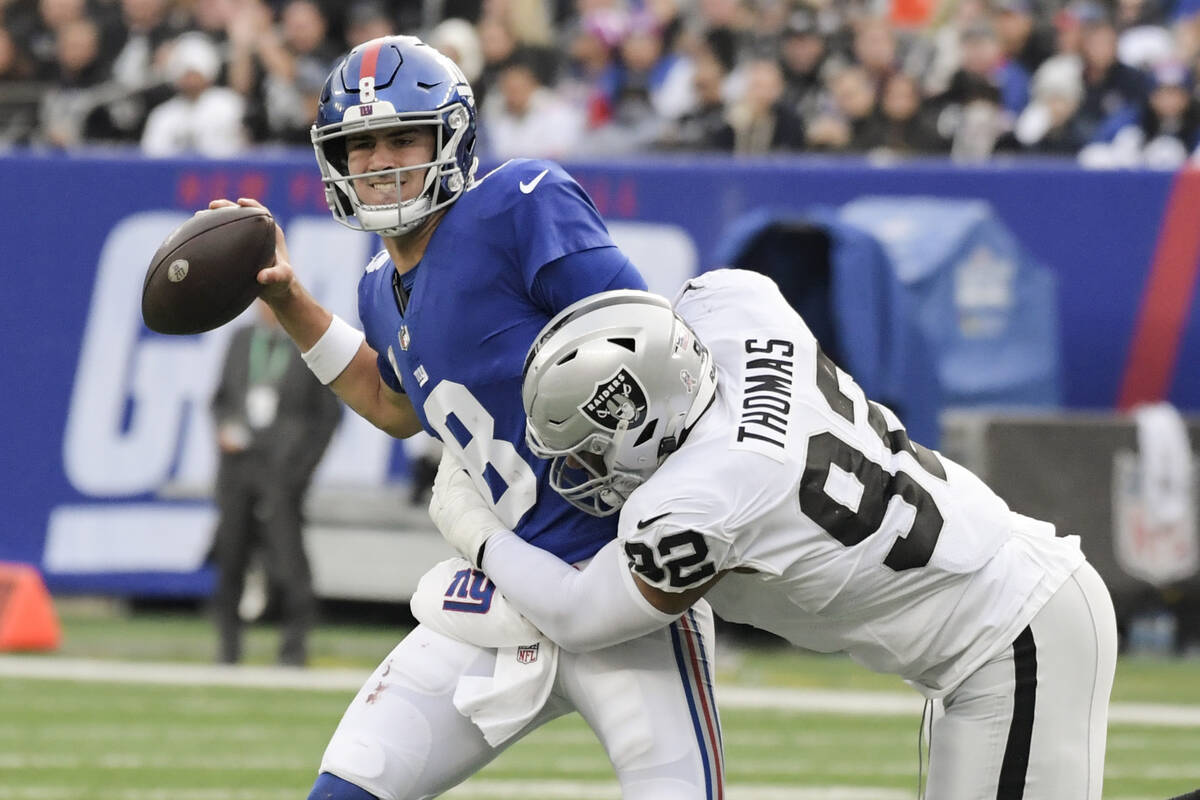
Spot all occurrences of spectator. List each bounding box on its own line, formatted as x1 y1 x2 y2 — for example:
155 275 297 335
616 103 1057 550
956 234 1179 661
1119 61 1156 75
806 63 881 153
491 0 555 48
1080 60 1200 168
728 56 805 154
229 0 340 145
474 14 519 113
921 0 992 96
947 74 1011 161
949 18 1030 116
37 17 117 147
1076 2 1150 141
614 10 692 121
427 17 483 85
656 34 734 151
481 49 583 159
140 32 248 157
1054 0 1090 57
27 0 90 81
1115 0 1168 30
342 2 395 50
0 26 41 145
1003 54 1089 155
0 26 34 83
992 0 1056 75
108 0 187 141
209 299 341 667
191 0 237 47
870 70 948 156
778 8 830 124
561 10 624 129
852 15 899 90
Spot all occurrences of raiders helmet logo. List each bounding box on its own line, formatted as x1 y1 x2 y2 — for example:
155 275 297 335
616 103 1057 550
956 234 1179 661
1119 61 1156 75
581 367 648 430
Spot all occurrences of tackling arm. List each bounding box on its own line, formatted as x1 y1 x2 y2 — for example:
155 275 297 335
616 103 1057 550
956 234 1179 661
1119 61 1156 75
430 454 721 652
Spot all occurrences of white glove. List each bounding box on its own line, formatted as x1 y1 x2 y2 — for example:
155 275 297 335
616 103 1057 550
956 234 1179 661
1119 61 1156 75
428 449 510 567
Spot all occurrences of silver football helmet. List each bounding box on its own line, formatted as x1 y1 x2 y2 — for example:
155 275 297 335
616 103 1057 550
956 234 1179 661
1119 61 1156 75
522 290 718 516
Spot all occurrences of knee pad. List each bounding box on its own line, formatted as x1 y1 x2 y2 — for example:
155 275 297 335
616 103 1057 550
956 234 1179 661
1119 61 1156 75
307 772 380 800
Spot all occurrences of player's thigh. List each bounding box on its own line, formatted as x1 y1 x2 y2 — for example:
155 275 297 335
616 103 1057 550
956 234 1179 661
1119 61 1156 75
316 624 568 800
1024 562 1115 799
927 563 1116 800
560 602 723 800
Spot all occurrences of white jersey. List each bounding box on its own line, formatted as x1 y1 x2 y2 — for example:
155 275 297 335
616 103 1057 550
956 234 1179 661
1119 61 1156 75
618 269 1085 697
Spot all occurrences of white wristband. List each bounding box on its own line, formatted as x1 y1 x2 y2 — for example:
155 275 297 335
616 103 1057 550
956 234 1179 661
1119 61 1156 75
301 314 364 385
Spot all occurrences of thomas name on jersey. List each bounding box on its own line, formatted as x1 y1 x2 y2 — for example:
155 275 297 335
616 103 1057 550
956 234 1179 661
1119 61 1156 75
734 338 796 456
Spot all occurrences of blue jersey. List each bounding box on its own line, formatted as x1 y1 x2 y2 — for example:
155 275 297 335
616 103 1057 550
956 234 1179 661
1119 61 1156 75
358 159 646 563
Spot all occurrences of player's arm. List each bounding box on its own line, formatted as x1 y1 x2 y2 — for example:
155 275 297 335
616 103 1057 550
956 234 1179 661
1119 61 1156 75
431 455 724 652
209 198 422 438
327 347 421 438
488 531 722 652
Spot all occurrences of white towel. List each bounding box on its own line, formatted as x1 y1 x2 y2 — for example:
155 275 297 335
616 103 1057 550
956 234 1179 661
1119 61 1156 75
410 558 559 746
1133 402 1194 528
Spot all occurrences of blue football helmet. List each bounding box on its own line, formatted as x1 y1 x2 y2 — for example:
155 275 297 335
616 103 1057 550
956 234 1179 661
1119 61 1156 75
311 36 478 236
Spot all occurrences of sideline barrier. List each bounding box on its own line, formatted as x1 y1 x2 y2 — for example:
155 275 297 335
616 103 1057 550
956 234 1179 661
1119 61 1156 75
3 150 1199 597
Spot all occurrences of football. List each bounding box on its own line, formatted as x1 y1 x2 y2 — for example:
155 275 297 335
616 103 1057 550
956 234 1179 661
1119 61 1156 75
141 205 276 335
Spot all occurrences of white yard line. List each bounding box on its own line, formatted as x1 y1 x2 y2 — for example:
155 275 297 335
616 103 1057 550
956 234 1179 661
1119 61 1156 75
0 782 913 800
0 781 1179 800
445 782 912 799
2 655 1199 727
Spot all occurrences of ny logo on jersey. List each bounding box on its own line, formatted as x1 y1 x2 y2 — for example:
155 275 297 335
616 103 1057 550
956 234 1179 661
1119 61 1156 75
442 567 495 614
580 367 647 430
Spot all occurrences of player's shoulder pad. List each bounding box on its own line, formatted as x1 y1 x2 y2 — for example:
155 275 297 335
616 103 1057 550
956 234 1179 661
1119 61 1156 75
464 158 579 216
618 485 726 544
675 267 780 304
357 249 394 313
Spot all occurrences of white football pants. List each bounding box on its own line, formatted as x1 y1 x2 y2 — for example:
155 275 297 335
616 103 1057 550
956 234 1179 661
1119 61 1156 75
926 561 1117 800
318 603 723 800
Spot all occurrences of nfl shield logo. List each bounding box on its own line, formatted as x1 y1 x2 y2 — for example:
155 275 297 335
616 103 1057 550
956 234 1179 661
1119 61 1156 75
1112 449 1199 586
516 643 539 664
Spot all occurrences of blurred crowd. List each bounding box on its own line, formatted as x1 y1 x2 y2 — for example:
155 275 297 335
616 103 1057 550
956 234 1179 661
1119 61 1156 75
5 0 1200 167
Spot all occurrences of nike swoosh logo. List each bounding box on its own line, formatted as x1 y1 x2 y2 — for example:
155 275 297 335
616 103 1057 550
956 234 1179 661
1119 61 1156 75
519 169 550 194
636 512 670 530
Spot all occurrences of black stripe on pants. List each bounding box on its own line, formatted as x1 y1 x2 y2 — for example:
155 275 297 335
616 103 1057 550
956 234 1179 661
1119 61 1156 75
998 626 1038 799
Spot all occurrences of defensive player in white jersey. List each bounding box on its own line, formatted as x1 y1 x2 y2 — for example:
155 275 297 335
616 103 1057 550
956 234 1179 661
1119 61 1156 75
212 35 724 800
432 268 1118 800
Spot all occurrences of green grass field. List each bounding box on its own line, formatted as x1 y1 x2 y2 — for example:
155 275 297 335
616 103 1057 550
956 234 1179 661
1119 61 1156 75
2 605 1198 800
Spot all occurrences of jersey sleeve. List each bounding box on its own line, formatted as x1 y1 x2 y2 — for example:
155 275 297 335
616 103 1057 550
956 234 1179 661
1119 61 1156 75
529 246 647 313
376 351 404 394
618 514 734 594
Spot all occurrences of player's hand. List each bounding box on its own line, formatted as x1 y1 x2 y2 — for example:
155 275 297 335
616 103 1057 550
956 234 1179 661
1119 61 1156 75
208 197 296 303
428 449 509 567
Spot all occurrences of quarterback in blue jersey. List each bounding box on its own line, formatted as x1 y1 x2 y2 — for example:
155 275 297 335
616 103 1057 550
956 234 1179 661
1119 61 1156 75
213 36 723 800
